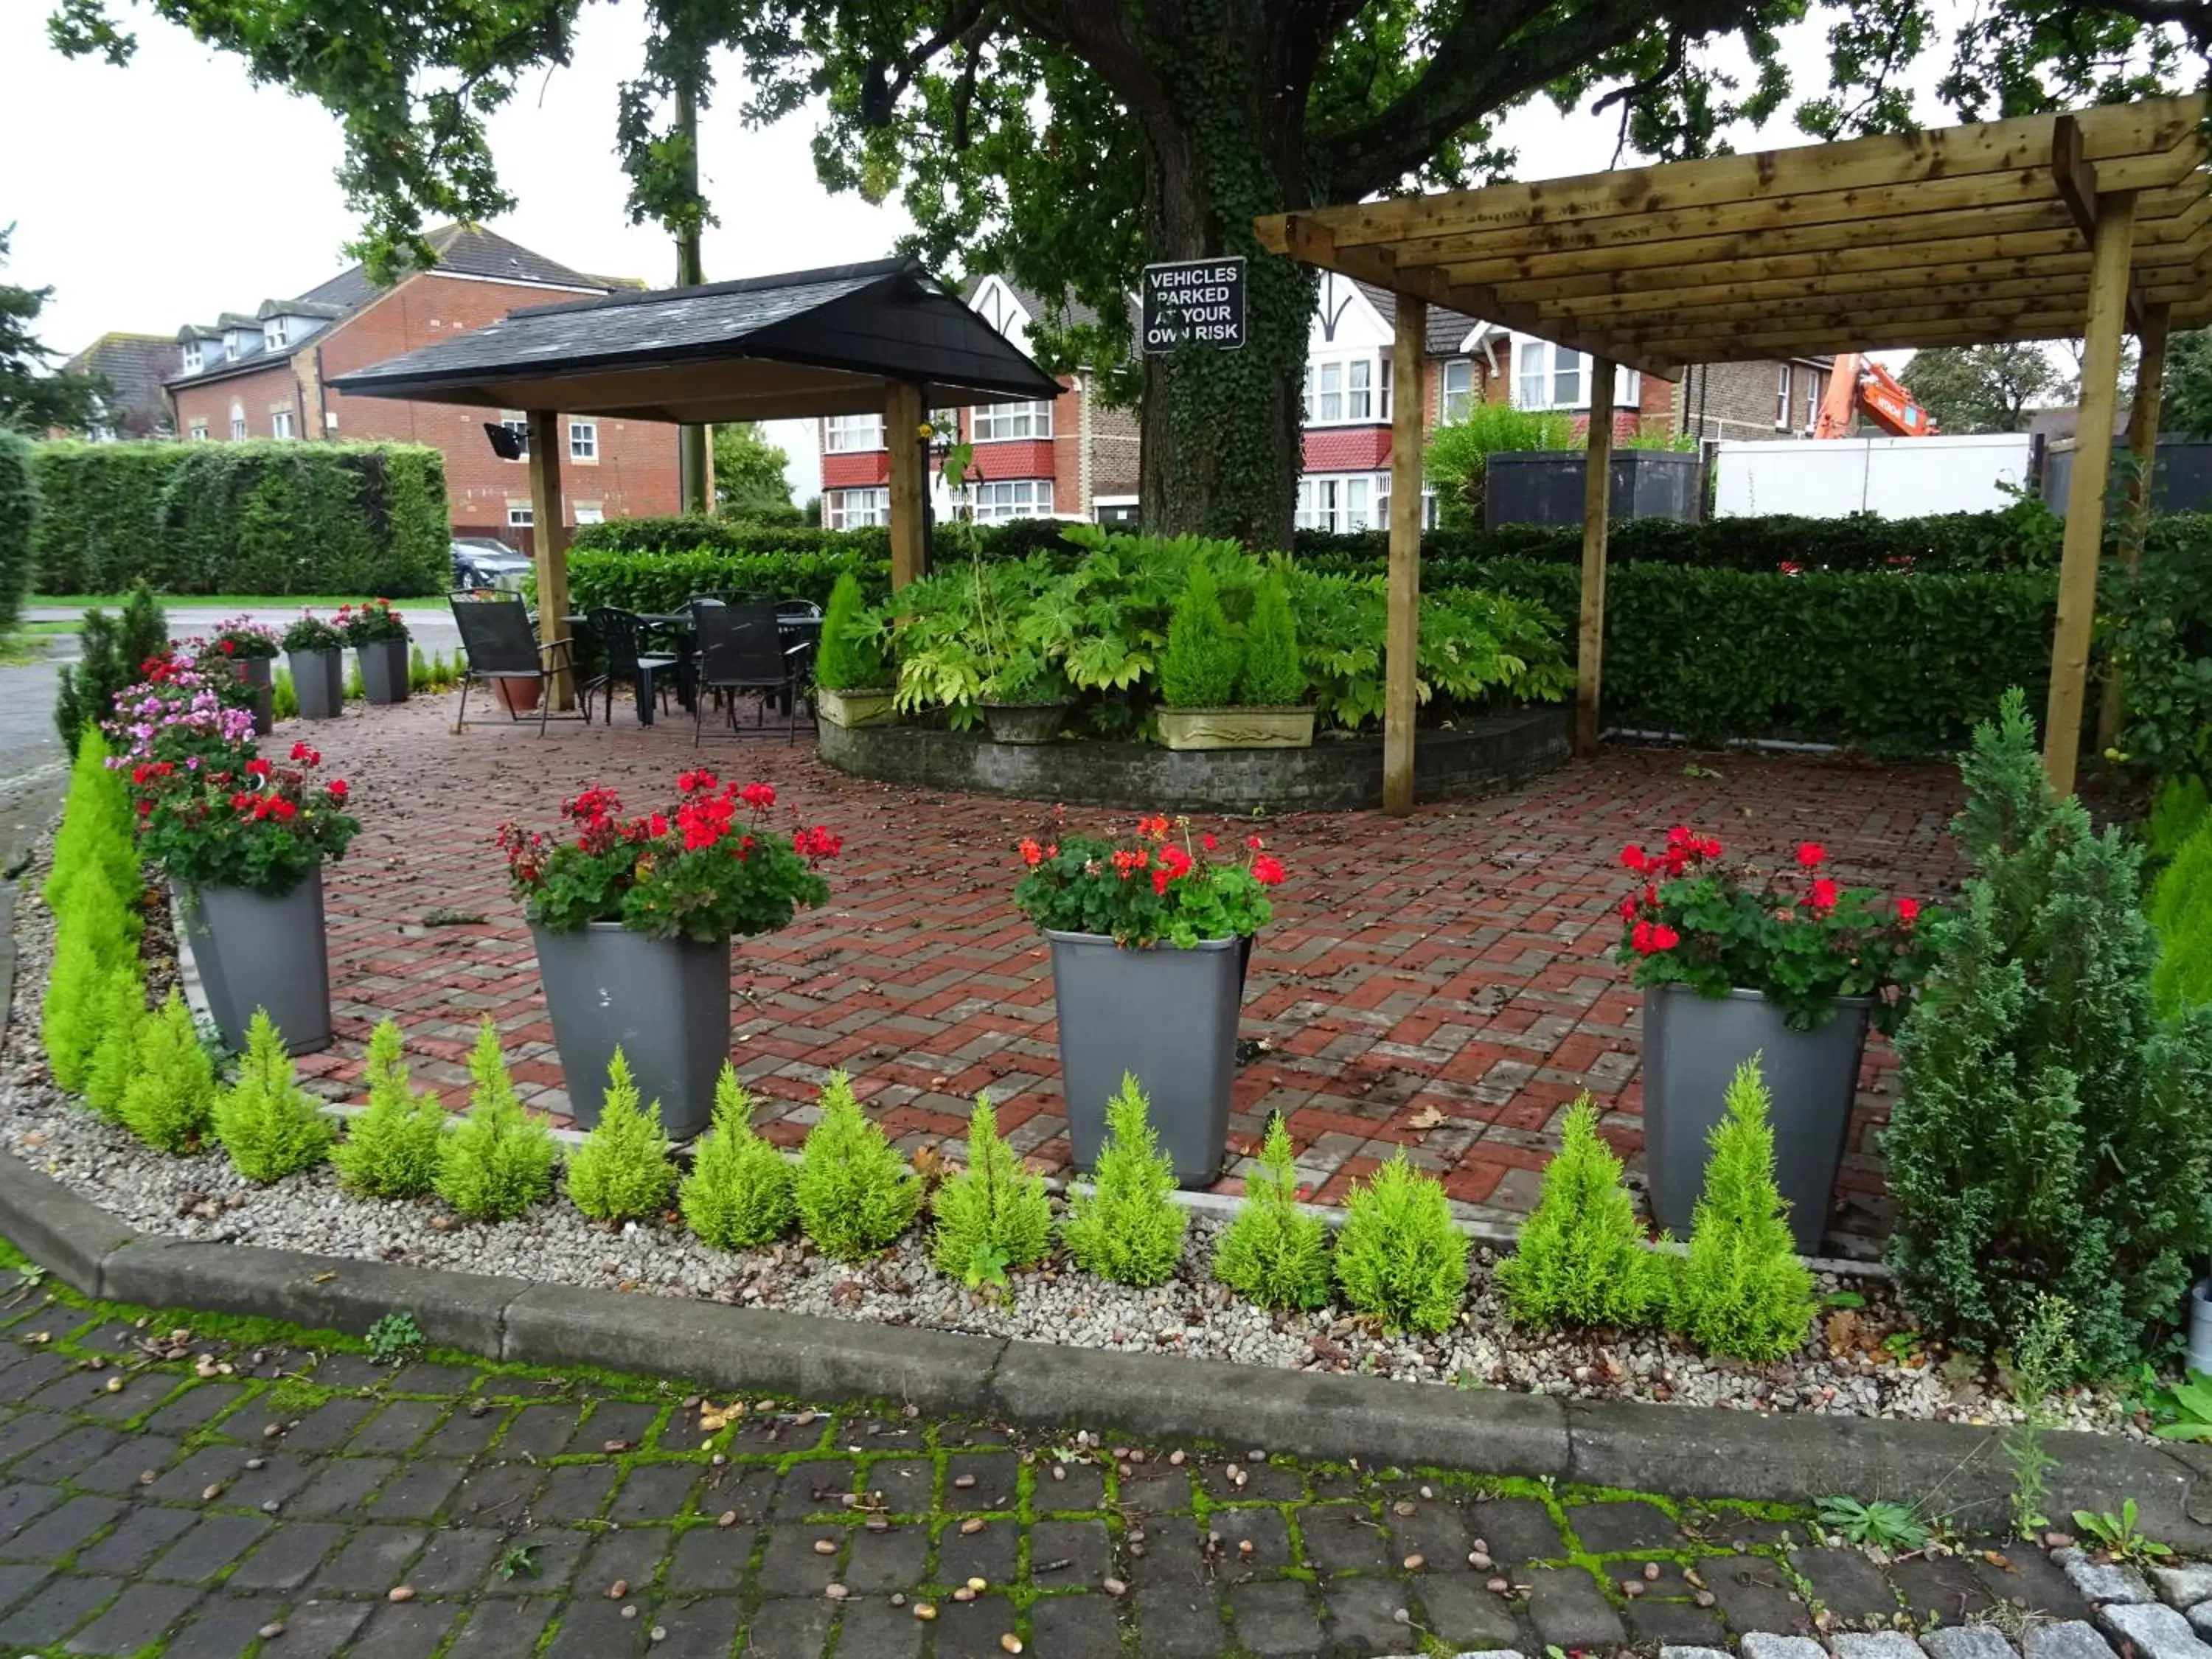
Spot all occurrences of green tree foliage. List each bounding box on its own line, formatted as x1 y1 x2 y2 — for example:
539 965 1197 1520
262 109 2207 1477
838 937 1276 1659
435 1020 559 1222
45 731 136 913
80 961 146 1120
1888 692 2212 1376
1061 1074 1189 1287
566 1049 679 1224
1237 572 1304 707
712 423 804 524
55 580 167 752
212 1011 336 1183
681 1064 796 1251
1897 345 2063 434
2163 327 2212 439
931 1093 1053 1285
1211 1113 1331 1311
118 990 217 1154
0 224 106 433
1498 1096 1660 1332
332 1019 448 1199
1158 564 1239 709
1668 1059 1816 1361
814 570 888 692
2152 816 2212 1016
1425 406 1577 528
793 1072 921 1259
0 429 37 637
1333 1150 1468 1335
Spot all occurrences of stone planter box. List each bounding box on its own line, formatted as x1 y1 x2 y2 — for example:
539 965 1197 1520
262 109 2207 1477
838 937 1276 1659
981 703 1068 745
531 922 730 1138
815 687 897 728
181 867 333 1055
1642 983 1870 1255
231 656 275 737
357 639 410 706
1158 706 1315 751
288 647 345 720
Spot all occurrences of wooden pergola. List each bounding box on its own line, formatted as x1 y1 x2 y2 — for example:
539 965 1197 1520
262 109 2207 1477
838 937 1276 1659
1258 95 2212 811
328 257 1060 706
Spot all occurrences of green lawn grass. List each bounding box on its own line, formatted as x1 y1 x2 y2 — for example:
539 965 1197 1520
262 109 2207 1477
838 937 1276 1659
28 594 447 612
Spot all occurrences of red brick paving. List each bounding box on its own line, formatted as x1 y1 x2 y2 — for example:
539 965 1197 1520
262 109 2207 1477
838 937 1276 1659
296 693 1966 1254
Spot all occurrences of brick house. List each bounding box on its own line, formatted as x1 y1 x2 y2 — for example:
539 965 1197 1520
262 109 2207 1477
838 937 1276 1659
164 226 681 543
53 333 181 441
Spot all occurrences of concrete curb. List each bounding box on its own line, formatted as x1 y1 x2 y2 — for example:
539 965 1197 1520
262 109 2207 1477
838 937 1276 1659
1 1147 2206 1549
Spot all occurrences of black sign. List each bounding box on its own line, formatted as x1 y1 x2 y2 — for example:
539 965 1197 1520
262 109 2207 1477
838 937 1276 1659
1141 258 1246 353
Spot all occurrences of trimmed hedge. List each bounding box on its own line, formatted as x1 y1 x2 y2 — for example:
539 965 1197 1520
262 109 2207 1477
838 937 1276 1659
29 441 451 597
0 431 35 634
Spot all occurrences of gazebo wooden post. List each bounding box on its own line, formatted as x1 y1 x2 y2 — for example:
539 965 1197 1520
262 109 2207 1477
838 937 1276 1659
1383 296 1427 816
2097 300 2171 752
525 408 574 710
1576 361 1616 758
885 380 927 590
2045 190 2138 795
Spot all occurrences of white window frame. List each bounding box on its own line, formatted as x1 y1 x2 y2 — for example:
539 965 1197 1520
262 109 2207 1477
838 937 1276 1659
188 420 209 442
1805 370 1822 432
970 479 1053 522
507 503 535 528
264 318 288 350
229 402 246 442
180 342 202 376
972 400 1051 442
573 503 604 525
1775 364 1792 429
826 487 890 529
1295 472 1386 534
1512 341 1638 413
496 413 529 459
1303 350 1392 427
568 420 598 462
1440 358 1475 424
825 414 884 453
269 410 294 439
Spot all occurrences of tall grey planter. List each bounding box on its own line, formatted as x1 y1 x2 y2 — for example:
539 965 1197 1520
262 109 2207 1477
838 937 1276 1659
288 647 344 720
1046 929 1242 1187
1642 984 1870 1255
232 656 274 737
182 867 333 1055
357 639 410 706
531 922 731 1138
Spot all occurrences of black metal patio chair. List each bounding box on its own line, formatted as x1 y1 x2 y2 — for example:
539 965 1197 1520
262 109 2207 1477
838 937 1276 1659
582 606 683 727
449 592 585 734
690 599 807 745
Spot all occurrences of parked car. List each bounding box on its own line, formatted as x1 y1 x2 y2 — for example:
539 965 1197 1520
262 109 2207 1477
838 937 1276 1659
451 539 534 591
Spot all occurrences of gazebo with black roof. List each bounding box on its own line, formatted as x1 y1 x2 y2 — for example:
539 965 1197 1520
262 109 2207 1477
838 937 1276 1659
327 254 1062 706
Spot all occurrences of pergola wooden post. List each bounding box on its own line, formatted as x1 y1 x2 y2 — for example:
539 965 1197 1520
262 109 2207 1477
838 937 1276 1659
885 380 928 590
1383 298 1427 815
2098 300 2171 752
525 408 574 710
1576 364 1615 758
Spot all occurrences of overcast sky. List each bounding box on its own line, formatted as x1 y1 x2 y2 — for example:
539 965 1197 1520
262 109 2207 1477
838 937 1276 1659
3 3 1973 486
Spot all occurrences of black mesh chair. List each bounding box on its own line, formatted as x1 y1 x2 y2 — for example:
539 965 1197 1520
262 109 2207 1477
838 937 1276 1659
775 599 824 693
582 607 683 726
691 599 806 745
449 594 584 734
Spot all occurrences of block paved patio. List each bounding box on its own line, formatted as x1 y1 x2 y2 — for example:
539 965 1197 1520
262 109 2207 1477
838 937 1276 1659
293 695 1966 1256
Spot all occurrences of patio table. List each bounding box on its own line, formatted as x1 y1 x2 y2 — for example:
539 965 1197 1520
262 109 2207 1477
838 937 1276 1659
563 610 821 723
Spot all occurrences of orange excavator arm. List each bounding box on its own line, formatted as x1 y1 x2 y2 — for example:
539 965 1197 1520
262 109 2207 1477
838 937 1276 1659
1813 353 1941 438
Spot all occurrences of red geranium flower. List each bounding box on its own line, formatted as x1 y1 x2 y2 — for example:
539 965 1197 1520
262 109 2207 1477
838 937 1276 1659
1806 877 1839 912
1251 854 1286 886
1796 841 1826 869
1896 897 1921 924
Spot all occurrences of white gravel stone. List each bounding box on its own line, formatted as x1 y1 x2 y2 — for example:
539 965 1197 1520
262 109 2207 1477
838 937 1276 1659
2101 1601 2212 1659
1660 1646 1733 1659
2055 1548 2156 1605
2188 1604 2212 1641
2023 1621 2121 1659
1743 1635 1828 1659
2152 1566 2212 1609
1923 1627 2022 1659
1835 1632 1935 1659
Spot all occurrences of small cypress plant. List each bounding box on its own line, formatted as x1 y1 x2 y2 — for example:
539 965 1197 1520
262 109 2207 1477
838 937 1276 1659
567 1049 679 1224
1498 1096 1661 1332
793 1072 922 1259
1237 572 1305 708
332 1019 448 1200
1669 1057 1816 1362
435 1020 560 1222
41 931 105 1093
681 1064 796 1251
212 1011 336 1183
118 990 217 1155
814 571 889 692
1334 1150 1468 1335
1212 1113 1331 1310
931 1093 1053 1287
1060 1074 1189 1287
1158 565 1241 708
2151 815 2212 1016
80 963 147 1119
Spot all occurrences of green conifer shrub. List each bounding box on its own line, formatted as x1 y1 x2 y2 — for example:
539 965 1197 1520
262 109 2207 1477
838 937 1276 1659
1887 690 2212 1377
815 571 890 691
1332 1150 1468 1334
2151 815 2212 1017
931 1093 1053 1286
1498 1096 1660 1331
81 963 147 1119
42 932 108 1093
1237 572 1305 707
793 1071 921 1258
331 1019 448 1199
45 731 136 911
1211 1113 1331 1310
212 1011 336 1183
1060 1074 1189 1287
58 860 139 965
118 990 217 1154
680 1064 796 1251
1669 1058 1816 1362
435 1020 560 1222
2149 773 2210 860
1158 565 1240 708
55 582 167 752
566 1048 679 1223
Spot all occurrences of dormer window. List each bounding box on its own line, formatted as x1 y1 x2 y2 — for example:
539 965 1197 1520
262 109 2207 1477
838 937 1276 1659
179 341 201 375
265 318 288 350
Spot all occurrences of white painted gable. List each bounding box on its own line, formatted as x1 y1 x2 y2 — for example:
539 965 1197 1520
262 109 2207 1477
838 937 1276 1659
966 276 1034 355
1308 273 1391 353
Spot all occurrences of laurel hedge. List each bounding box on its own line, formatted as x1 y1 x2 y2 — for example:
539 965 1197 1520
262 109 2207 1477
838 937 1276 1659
28 441 450 597
0 432 35 635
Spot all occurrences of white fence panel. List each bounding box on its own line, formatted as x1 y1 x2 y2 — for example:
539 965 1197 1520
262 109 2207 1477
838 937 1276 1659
1712 434 2036 518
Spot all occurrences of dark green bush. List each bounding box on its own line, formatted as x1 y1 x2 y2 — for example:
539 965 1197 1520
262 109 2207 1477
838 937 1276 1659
1160 566 1240 709
29 441 448 597
814 571 888 692
54 582 167 752
0 431 38 633
1239 571 1304 706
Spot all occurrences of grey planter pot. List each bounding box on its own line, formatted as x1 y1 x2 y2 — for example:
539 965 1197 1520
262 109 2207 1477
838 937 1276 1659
357 639 410 706
1643 983 1870 1256
231 657 275 737
531 922 731 1138
288 647 345 720
983 703 1068 745
1046 929 1242 1187
182 867 333 1055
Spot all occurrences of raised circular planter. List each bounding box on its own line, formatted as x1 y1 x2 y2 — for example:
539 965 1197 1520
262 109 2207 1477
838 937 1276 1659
819 707 1569 813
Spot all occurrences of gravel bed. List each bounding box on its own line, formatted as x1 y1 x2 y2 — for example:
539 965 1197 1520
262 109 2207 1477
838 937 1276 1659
0 836 2138 1436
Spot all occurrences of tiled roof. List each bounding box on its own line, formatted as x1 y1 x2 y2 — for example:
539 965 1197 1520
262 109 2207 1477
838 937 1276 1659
1351 279 1487 358
62 334 180 437
964 274 1105 333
